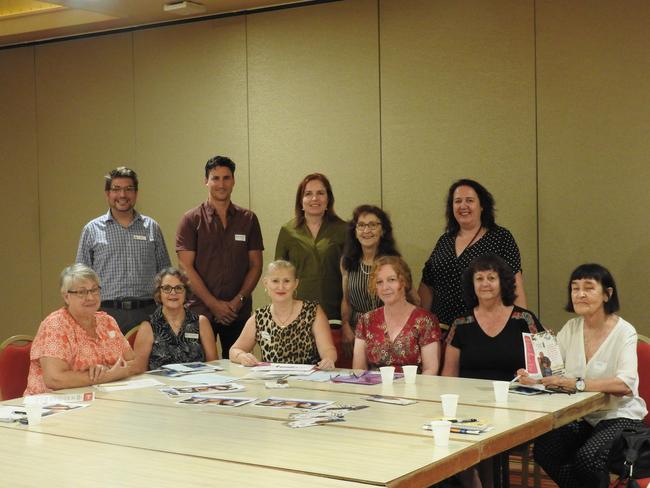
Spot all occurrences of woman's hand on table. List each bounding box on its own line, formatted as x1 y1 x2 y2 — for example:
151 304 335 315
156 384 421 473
236 352 258 366
515 368 539 386
317 358 335 370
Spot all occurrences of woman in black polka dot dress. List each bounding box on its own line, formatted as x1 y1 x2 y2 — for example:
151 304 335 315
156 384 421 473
417 179 527 327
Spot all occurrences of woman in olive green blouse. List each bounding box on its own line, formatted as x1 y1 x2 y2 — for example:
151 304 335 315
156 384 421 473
275 173 347 321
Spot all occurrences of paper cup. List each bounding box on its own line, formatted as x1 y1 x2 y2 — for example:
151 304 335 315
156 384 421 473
493 381 510 403
402 365 418 384
430 420 452 446
379 366 395 385
25 404 43 426
440 394 459 418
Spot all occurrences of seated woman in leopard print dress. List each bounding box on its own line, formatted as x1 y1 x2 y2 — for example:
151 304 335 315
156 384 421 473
229 260 337 369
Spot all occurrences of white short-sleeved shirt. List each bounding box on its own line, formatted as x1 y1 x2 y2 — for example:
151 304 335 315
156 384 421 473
558 316 647 425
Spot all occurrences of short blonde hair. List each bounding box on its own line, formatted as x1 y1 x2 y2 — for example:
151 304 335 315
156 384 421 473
265 260 297 279
60 264 100 294
368 255 412 298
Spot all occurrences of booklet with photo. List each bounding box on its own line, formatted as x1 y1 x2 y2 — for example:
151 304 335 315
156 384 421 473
522 330 565 379
160 383 245 398
161 362 224 373
423 417 493 434
177 396 256 407
253 397 334 410
364 395 416 406
331 371 404 385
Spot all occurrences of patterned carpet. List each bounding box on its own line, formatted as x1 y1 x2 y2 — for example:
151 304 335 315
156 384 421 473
508 446 558 488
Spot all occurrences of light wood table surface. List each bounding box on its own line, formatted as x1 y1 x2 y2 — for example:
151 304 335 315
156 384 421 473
2 360 606 487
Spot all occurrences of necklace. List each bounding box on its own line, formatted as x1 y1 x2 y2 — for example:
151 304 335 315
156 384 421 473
457 226 483 255
272 302 295 326
360 261 371 275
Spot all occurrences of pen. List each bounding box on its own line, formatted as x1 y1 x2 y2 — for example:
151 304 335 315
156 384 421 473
510 375 521 383
450 418 478 424
451 428 482 435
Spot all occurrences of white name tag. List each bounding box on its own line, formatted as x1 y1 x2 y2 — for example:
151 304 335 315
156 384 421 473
133 235 147 241
261 331 272 342
109 331 116 338
185 332 199 340
235 234 246 242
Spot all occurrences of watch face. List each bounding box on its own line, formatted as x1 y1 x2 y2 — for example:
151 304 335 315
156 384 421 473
576 379 586 391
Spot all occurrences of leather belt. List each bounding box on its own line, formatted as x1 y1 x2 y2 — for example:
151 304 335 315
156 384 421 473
101 299 155 310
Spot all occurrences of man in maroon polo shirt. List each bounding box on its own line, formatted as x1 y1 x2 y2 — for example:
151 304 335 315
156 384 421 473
176 156 263 358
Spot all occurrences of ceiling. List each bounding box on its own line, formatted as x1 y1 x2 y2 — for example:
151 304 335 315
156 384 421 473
0 0 309 48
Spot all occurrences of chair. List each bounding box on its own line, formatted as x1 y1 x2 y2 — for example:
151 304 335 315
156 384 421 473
124 324 141 349
329 320 353 369
637 340 650 426
0 334 34 400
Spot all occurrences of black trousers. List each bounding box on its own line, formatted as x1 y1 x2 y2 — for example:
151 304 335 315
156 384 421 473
211 317 247 359
102 303 157 335
533 417 643 488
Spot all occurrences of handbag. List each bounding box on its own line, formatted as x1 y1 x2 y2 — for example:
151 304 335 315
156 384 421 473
608 425 650 481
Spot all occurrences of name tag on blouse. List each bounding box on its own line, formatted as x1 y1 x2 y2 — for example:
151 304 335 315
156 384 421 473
133 235 147 241
184 332 199 340
235 234 246 242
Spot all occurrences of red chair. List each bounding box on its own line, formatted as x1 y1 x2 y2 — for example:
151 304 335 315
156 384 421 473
636 337 650 426
125 324 141 350
0 335 33 400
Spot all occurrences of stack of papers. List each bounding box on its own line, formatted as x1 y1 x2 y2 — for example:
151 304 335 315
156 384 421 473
148 362 224 377
251 363 315 375
423 417 493 435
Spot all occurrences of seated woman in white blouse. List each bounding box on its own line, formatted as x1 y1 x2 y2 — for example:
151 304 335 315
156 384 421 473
518 263 647 488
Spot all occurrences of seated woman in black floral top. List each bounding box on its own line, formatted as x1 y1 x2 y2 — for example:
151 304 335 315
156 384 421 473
133 267 217 372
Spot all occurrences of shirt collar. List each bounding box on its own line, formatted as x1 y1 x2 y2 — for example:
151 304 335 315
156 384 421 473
105 209 142 223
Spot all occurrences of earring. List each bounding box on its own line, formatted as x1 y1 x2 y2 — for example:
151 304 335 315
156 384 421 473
264 288 268 295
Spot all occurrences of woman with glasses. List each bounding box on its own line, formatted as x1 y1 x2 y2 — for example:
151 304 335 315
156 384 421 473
275 173 347 323
339 205 402 360
132 267 217 372
418 179 527 329
24 264 135 395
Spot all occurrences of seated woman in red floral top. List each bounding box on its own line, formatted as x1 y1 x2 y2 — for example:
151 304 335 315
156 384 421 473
352 256 441 375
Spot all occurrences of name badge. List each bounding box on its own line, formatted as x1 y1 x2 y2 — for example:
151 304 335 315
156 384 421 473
260 331 272 342
185 332 199 340
108 331 116 338
235 234 246 242
133 235 147 241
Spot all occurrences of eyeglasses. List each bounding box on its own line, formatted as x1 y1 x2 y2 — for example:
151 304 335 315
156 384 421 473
356 222 381 231
109 186 137 193
159 285 186 294
67 287 101 297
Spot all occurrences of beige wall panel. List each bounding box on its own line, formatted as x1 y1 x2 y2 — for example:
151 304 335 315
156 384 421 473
380 0 538 314
247 0 381 307
133 17 249 261
35 33 135 314
0 47 42 336
537 1 650 333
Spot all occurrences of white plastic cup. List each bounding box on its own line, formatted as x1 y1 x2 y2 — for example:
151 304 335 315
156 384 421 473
379 366 395 385
402 365 418 384
440 394 459 418
493 381 510 403
25 404 43 426
430 420 452 447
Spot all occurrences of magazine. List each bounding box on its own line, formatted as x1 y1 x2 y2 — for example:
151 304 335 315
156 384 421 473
253 397 334 410
522 331 565 379
423 417 493 435
177 395 256 407
160 383 245 397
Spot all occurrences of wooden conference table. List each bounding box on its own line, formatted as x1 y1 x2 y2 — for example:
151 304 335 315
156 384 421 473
2 362 607 487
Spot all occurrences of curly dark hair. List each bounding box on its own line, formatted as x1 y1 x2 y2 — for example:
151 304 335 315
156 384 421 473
153 267 192 304
341 205 400 272
445 179 496 235
565 263 620 314
461 254 516 309
293 173 341 227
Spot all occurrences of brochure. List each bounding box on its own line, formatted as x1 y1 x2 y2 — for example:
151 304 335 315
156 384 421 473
331 371 404 385
253 397 334 410
177 396 256 407
160 383 245 397
423 417 493 434
522 331 565 379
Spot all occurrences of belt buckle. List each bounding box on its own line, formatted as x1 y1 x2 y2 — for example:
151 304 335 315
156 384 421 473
122 300 133 310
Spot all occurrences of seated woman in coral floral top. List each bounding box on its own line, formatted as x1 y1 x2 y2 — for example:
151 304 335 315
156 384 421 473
353 256 441 375
24 264 135 396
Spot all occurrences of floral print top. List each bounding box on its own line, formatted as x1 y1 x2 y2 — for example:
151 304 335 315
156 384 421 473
355 307 441 372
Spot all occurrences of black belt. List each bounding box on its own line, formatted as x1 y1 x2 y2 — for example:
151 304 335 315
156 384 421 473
101 299 155 310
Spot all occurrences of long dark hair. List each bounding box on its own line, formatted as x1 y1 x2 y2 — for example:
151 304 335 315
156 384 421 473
293 173 340 228
342 205 400 271
445 179 496 235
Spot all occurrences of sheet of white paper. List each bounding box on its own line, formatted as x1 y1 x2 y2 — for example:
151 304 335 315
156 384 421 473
171 374 237 384
95 378 163 391
292 371 336 382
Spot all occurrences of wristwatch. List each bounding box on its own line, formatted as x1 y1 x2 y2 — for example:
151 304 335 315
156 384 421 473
575 377 586 392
